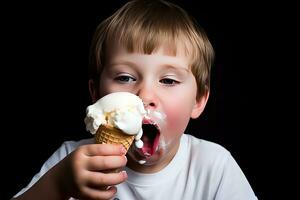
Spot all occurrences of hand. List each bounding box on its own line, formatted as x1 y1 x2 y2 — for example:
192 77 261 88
58 143 128 200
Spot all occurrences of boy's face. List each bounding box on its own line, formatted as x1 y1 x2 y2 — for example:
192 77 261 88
93 43 207 171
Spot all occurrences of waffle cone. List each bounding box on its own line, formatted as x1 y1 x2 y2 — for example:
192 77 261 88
95 124 135 152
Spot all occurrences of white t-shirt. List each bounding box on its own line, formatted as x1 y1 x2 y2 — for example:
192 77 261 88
14 134 258 200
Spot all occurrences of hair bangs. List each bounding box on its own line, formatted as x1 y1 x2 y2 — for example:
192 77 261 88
105 0 199 58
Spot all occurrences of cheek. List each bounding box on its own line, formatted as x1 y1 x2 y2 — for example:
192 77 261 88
162 101 193 139
99 78 122 97
99 76 135 97
99 75 111 96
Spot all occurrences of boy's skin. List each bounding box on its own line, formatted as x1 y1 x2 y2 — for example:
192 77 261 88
93 41 209 173
13 42 209 200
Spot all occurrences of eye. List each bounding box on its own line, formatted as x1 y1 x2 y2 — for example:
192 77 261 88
114 75 136 83
160 78 180 86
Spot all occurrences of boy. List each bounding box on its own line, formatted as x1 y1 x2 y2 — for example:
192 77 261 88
13 0 257 199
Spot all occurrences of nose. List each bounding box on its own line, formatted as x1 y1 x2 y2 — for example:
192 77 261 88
136 84 158 109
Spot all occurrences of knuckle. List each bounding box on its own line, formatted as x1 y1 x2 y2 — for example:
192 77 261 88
96 173 106 185
101 157 111 169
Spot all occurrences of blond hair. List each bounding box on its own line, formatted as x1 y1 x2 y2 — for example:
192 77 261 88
89 0 214 98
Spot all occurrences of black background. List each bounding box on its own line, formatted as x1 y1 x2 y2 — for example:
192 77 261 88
2 1 294 199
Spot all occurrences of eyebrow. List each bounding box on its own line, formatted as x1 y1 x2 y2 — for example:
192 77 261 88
109 60 190 73
161 64 190 73
109 61 139 68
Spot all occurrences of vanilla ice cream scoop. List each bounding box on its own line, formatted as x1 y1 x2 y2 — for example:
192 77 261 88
84 92 147 149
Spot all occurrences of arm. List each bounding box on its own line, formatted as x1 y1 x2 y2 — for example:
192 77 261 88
12 144 128 200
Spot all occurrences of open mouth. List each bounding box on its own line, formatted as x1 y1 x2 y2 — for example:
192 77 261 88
140 118 160 157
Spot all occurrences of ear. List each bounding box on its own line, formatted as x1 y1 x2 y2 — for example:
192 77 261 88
191 90 209 119
88 79 98 103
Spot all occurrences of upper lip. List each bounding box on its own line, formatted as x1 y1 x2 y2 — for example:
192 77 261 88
142 116 160 130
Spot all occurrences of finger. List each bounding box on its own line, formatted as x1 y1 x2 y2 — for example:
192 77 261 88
82 144 127 156
86 170 128 188
87 155 127 171
81 185 117 200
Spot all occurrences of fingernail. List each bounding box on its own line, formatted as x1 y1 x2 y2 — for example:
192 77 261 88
121 171 128 178
120 146 127 154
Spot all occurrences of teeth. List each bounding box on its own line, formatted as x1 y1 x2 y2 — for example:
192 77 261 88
142 119 160 130
144 152 151 157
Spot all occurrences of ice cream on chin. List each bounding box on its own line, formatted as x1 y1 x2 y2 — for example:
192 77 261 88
84 92 146 151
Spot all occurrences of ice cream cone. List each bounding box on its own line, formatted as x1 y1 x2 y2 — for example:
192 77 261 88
95 124 135 152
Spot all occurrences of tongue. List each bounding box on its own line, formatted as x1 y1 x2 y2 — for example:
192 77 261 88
141 132 160 156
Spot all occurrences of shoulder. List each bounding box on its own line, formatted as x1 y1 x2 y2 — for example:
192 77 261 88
181 135 258 199
34 137 94 177
181 135 231 188
13 137 94 198
45 137 94 167
182 134 234 176
184 134 228 151
59 137 94 154
183 134 231 164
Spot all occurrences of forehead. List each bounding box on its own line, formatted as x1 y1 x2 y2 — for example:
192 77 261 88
106 42 190 74
106 38 193 65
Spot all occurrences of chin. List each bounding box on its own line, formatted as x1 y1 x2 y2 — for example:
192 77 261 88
127 144 167 166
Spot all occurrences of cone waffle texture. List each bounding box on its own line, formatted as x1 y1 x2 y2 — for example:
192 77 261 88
95 125 135 151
